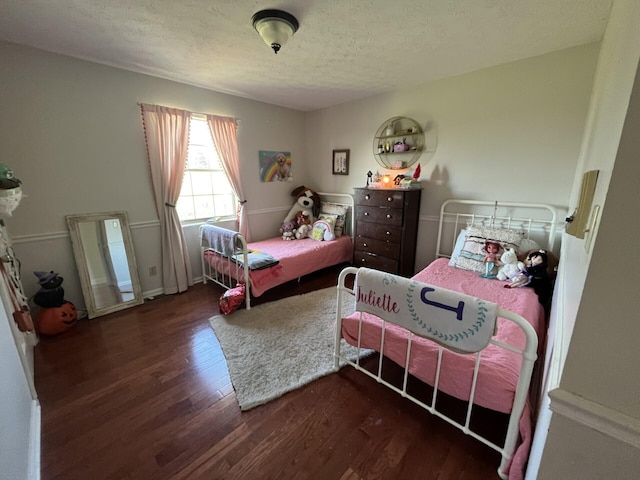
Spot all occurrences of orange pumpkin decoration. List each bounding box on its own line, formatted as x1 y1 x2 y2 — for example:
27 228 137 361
34 301 78 336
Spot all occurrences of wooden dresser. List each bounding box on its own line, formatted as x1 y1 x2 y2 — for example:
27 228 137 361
353 187 422 276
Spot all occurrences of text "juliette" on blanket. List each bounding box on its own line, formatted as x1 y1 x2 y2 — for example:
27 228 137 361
357 286 466 321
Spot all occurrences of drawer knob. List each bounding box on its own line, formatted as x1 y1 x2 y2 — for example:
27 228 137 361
360 258 366 263
363 243 368 247
364 212 369 216
365 194 370 200
386 214 392 219
387 197 393 202
386 231 391 236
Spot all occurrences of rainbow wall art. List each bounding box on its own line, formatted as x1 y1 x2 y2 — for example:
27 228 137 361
259 150 293 182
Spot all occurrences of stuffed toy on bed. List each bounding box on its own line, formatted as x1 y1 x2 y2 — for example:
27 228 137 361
505 249 555 307
294 210 313 239
496 248 524 281
280 220 297 241
283 186 321 224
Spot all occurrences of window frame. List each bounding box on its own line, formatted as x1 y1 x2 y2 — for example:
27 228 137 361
177 115 237 224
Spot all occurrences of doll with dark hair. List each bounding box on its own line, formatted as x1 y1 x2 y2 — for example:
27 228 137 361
504 249 553 306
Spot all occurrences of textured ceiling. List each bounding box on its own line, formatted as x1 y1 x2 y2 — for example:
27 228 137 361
0 0 613 111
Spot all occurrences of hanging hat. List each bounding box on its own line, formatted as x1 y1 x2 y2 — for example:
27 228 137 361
0 164 21 189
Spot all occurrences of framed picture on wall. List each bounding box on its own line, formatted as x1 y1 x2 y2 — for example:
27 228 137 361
258 150 293 182
332 149 349 175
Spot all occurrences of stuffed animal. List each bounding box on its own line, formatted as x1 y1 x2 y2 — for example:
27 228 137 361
295 210 312 227
293 209 313 238
504 249 553 306
295 224 312 240
496 248 525 281
283 186 321 224
280 220 297 241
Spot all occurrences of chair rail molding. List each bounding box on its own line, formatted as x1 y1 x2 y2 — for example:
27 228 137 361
548 388 640 448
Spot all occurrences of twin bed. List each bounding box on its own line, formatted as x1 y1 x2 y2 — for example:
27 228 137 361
200 192 354 309
201 195 562 480
334 199 561 480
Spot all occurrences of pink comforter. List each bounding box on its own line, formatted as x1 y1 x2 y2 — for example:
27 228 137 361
205 235 352 297
341 258 546 479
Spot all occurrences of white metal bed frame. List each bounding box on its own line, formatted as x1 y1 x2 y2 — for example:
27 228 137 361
333 199 562 479
201 192 354 310
436 199 560 259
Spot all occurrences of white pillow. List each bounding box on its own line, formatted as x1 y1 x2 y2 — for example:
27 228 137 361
448 229 467 266
453 225 525 273
320 202 348 216
519 238 542 252
320 202 348 237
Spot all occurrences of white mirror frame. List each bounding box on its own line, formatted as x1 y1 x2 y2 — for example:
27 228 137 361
66 211 144 319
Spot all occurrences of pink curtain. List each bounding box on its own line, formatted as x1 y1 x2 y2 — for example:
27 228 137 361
206 115 251 241
139 104 193 294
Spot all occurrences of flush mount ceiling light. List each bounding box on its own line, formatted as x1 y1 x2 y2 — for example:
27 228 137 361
251 9 299 54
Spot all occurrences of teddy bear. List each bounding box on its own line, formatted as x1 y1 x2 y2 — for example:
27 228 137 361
280 220 297 241
293 209 313 239
496 248 525 281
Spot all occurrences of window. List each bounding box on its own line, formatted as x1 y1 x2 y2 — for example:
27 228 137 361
176 116 236 221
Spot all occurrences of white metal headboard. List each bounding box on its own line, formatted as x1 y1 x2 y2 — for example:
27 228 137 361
317 191 355 238
435 199 562 259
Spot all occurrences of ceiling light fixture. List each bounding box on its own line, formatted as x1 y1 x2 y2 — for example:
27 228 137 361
251 9 299 54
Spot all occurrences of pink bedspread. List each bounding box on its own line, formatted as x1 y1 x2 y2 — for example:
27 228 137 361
341 258 546 479
205 235 352 297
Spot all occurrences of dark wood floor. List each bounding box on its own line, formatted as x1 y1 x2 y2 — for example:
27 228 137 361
35 264 508 480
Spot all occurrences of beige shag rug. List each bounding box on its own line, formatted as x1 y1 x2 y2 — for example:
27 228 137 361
209 286 370 411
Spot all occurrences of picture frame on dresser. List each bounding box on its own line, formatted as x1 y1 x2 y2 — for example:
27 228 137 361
332 149 349 175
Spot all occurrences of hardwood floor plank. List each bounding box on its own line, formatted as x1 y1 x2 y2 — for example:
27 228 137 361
36 266 513 479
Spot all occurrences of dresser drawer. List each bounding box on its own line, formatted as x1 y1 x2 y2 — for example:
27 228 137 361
354 236 400 259
355 222 402 243
353 250 399 273
356 206 403 226
354 189 405 208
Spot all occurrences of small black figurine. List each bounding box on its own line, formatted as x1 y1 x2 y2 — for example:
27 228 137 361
366 170 373 187
33 271 65 308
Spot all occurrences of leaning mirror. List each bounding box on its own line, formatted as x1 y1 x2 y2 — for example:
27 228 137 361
66 211 144 319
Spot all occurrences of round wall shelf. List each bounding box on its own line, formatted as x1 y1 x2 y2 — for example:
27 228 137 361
373 116 424 170
373 116 438 171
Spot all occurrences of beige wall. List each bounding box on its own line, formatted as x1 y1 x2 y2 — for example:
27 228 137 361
2 41 598 311
307 44 598 271
1 41 309 308
536 0 640 477
1 2 638 478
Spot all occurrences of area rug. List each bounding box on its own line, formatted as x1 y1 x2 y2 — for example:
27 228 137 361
208 287 371 411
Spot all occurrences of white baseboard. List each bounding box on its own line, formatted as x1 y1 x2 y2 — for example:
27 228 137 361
28 399 41 480
549 388 640 448
142 287 164 300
